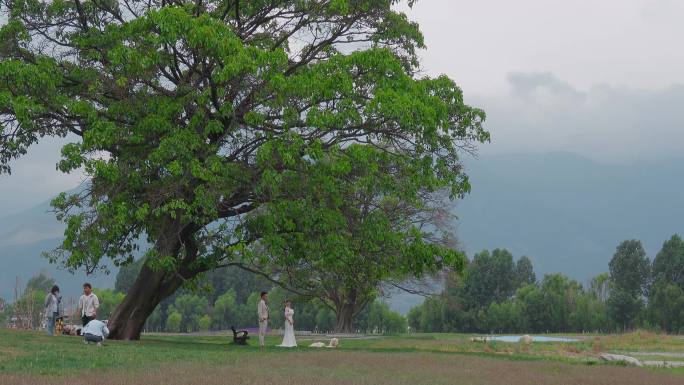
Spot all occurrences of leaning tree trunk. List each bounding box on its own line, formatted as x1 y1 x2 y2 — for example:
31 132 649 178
107 220 196 340
106 263 184 340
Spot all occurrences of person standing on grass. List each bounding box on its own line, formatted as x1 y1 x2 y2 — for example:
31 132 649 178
44 285 61 336
82 319 109 346
277 300 297 348
77 283 100 326
258 291 269 350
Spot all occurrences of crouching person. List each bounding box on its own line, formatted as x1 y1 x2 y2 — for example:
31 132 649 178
82 319 109 346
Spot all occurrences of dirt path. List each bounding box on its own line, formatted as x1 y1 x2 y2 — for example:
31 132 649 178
2 351 683 385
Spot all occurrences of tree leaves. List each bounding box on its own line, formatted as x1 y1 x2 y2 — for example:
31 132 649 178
1 1 488 333
241 144 464 315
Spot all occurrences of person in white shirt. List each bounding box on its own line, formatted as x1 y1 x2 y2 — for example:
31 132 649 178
82 319 109 346
257 291 269 350
44 285 61 336
77 283 100 326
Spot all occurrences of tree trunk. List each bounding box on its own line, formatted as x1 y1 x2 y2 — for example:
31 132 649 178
107 263 183 340
334 302 355 333
107 220 193 340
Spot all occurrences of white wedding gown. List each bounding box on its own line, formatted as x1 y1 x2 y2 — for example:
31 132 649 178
277 307 297 347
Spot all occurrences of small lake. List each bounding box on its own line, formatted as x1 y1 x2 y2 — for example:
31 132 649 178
488 335 579 343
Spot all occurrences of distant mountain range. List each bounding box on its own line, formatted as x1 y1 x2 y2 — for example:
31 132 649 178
1 152 683 312
0 189 115 302
0 198 62 248
0 238 116 302
456 152 684 284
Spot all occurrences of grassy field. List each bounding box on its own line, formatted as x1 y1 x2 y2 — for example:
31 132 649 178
2 328 684 385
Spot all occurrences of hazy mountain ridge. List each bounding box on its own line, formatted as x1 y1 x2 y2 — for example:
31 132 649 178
456 152 684 283
0 199 61 247
0 238 115 302
0 187 115 301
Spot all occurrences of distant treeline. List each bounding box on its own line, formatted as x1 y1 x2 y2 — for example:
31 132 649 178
0 263 407 335
409 235 684 334
4 235 684 335
114 260 406 335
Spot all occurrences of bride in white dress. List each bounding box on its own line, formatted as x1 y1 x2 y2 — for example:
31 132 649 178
277 300 297 347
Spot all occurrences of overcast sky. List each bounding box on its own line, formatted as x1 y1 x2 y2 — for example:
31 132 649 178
1 0 684 215
402 0 684 93
401 0 684 161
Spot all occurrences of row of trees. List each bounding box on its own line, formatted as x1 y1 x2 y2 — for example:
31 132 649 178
4 235 682 335
1 266 407 335
608 236 684 333
409 236 684 334
114 260 406 335
157 289 405 335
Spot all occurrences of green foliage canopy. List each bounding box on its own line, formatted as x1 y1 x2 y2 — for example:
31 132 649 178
0 0 489 338
0 1 487 338
463 249 516 308
1 0 486 272
607 240 650 329
652 234 684 290
608 239 650 297
240 144 464 330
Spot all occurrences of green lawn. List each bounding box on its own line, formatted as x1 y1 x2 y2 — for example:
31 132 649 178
0 328 263 375
2 328 684 385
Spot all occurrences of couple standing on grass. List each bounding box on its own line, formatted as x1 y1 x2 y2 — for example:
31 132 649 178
258 291 297 350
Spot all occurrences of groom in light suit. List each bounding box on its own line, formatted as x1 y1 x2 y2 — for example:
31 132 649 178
258 291 269 350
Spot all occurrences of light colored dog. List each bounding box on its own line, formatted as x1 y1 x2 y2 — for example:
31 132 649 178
309 338 340 348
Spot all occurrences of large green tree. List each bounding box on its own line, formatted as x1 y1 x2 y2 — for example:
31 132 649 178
647 234 684 333
241 144 463 332
463 249 516 309
0 0 487 339
607 240 650 330
608 240 650 296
